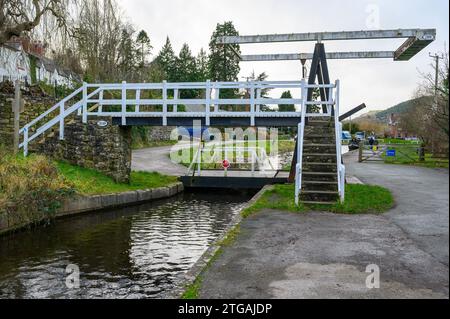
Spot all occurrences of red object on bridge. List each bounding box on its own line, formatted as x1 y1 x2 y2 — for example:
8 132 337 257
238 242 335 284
222 159 230 169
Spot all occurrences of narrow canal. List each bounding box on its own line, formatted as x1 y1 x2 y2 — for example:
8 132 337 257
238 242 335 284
0 191 252 299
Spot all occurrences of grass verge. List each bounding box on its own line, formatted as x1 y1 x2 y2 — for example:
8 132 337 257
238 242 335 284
0 149 74 222
56 162 178 195
242 184 394 217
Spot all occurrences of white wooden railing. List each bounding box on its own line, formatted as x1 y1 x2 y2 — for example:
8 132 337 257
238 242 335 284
18 79 343 202
187 145 276 177
18 80 336 156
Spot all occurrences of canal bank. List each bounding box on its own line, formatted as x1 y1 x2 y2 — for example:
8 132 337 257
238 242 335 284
0 183 184 236
0 189 252 298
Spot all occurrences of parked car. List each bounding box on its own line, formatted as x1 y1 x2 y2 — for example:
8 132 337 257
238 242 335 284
355 131 366 141
342 130 352 141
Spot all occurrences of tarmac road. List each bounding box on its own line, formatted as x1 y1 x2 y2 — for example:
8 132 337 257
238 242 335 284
198 152 449 299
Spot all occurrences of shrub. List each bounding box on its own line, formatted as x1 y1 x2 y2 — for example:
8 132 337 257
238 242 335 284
0 147 74 226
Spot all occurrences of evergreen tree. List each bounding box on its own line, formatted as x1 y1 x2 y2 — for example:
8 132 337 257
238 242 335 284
244 71 272 111
278 91 295 112
155 36 177 81
176 43 198 97
117 27 138 80
196 48 209 82
208 21 240 99
136 30 152 67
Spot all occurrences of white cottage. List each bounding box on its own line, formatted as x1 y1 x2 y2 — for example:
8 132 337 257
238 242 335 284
0 41 80 88
0 42 31 84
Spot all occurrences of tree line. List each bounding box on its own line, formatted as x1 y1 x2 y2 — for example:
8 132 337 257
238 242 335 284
1 0 303 110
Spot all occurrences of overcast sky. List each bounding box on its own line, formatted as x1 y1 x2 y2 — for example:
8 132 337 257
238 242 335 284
117 0 449 114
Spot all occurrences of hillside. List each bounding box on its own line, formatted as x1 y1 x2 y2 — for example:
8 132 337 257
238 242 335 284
375 96 433 121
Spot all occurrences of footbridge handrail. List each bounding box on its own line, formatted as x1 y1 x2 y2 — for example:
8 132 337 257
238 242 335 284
18 80 338 156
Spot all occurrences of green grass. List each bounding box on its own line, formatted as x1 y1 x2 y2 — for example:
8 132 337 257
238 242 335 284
56 162 178 195
382 145 449 168
242 184 394 217
0 149 74 217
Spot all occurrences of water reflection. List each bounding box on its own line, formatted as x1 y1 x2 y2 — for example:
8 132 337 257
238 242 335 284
0 191 250 299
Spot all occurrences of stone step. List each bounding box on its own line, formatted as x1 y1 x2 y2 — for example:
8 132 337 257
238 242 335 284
304 127 335 135
302 180 338 192
302 171 338 182
303 144 336 154
303 153 337 163
302 162 337 172
300 190 339 203
306 120 334 127
308 116 334 122
301 200 338 206
303 136 336 144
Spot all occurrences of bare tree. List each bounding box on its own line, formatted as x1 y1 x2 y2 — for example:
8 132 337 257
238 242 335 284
404 49 450 155
0 0 69 45
418 50 449 139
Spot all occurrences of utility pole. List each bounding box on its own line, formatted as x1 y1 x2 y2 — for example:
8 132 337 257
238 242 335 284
429 52 444 107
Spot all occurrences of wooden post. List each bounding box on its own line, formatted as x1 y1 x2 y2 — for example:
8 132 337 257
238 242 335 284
419 143 425 162
13 80 21 154
358 141 363 162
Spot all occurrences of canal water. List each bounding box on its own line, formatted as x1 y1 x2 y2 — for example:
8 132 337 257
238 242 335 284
0 191 251 299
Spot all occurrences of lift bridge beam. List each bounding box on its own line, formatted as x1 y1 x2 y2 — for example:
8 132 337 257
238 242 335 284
218 29 436 61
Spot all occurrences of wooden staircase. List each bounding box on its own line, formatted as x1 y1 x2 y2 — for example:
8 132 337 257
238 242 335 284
300 116 339 205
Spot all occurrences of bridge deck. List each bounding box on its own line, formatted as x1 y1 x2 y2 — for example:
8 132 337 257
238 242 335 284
111 116 303 127
181 171 289 189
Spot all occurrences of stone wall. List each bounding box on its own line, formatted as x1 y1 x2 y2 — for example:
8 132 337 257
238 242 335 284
38 117 132 183
0 93 57 148
1 93 132 183
148 126 174 141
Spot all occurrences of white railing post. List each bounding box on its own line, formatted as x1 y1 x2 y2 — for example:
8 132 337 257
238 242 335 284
295 163 301 206
23 125 29 157
214 81 220 113
197 143 202 176
135 89 141 113
162 80 168 126
206 80 211 126
256 88 261 112
334 79 345 202
340 161 346 202
327 86 333 116
82 82 87 123
121 81 127 126
250 83 255 126
295 78 307 205
99 90 103 113
59 101 65 140
174 88 179 113
251 151 255 176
